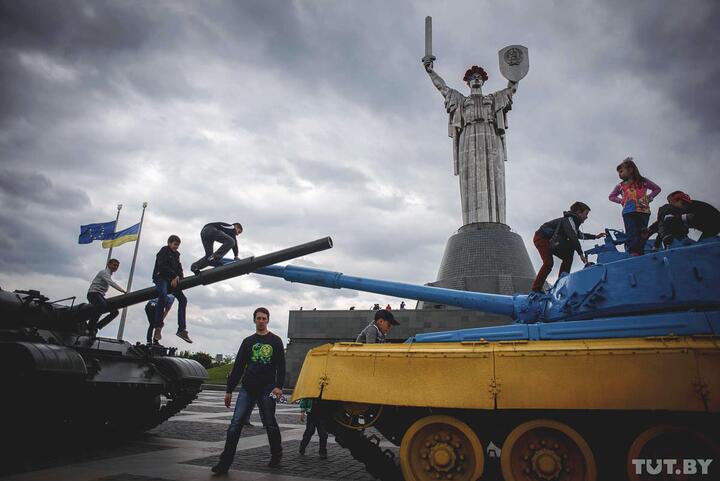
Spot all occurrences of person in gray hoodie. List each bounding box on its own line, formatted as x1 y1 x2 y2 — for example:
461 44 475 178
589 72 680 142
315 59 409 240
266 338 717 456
86 258 126 332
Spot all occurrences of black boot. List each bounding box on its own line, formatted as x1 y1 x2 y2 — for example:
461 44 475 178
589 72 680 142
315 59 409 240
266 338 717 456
267 425 282 466
319 437 328 458
299 438 308 455
191 257 211 275
212 432 240 474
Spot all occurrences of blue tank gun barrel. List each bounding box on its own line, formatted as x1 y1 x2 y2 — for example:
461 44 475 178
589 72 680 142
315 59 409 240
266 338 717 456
254 265 519 318
254 239 720 325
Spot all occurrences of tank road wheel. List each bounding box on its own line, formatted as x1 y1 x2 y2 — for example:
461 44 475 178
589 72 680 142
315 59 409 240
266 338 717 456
400 415 484 481
627 425 720 480
332 402 383 430
501 419 597 481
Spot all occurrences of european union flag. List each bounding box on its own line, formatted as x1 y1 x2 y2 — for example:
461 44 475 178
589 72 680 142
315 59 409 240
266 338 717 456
79 221 117 244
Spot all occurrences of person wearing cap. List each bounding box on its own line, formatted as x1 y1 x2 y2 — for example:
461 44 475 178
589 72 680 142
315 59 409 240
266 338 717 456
356 309 399 344
665 191 720 240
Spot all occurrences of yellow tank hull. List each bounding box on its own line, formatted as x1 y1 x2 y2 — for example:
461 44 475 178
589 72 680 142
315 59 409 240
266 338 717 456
293 336 720 481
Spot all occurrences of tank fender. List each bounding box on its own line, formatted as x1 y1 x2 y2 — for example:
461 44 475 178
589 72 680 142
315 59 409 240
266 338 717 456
0 341 87 376
152 356 208 382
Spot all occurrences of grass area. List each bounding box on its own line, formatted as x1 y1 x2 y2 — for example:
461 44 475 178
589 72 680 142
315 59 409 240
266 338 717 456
206 363 233 384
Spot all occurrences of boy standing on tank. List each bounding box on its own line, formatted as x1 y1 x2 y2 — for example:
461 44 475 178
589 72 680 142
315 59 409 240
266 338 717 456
530 202 605 293
152 235 191 343
212 307 285 474
86 258 126 333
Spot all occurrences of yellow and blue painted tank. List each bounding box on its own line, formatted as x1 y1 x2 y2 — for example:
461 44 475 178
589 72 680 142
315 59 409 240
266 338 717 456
257 234 720 481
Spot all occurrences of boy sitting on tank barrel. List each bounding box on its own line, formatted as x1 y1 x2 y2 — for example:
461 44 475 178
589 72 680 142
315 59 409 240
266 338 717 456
152 235 191 343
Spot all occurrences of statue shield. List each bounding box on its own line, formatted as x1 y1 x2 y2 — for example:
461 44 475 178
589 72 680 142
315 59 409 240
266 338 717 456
498 45 529 82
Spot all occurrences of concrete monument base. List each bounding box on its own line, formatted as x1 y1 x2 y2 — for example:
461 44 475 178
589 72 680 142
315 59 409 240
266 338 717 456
423 222 536 306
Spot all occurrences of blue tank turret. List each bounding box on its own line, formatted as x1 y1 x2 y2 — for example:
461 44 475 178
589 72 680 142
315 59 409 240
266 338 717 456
255 238 720 342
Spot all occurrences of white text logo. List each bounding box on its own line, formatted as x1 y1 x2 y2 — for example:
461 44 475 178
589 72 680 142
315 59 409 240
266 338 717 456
631 459 713 476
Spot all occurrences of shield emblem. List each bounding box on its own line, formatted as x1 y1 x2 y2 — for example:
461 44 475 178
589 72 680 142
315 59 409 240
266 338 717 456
498 45 529 82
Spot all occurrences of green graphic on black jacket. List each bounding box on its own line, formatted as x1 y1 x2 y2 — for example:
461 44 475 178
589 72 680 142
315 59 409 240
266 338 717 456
251 343 273 364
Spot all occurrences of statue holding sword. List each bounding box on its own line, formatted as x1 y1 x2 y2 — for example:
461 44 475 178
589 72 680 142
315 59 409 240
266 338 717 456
422 16 529 226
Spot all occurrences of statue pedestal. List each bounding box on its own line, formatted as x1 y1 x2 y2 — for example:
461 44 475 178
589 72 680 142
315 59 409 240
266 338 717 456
421 222 536 308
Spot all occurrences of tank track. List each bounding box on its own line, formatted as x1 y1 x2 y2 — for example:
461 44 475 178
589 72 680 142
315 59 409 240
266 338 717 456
129 381 203 432
326 419 403 481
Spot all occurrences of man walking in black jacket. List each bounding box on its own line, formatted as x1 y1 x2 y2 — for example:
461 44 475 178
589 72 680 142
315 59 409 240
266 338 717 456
212 307 285 474
190 222 243 275
152 235 191 343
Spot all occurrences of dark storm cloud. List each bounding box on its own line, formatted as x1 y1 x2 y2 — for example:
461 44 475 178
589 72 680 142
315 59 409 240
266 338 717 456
2 0 719 354
0 169 89 209
610 0 720 132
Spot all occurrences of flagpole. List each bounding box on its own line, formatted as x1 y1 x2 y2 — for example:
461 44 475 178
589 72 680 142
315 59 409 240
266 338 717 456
106 204 122 263
117 202 147 340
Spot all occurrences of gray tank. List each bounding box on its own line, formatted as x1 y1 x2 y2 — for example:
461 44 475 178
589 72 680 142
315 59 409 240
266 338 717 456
0 237 333 460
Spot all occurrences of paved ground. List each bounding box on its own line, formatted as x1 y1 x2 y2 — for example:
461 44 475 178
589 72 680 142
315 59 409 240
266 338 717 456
2 390 379 481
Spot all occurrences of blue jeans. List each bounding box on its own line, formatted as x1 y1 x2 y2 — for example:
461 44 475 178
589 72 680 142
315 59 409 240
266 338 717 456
623 212 650 255
219 385 282 466
154 279 187 331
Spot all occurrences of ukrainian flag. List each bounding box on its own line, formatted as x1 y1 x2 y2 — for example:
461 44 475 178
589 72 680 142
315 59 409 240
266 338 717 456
102 223 140 248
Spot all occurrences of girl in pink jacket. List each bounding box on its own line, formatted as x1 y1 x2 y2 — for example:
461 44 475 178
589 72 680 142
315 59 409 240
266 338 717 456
608 157 661 255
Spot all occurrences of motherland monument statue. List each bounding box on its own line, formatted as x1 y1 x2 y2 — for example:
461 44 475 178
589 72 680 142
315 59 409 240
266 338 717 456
422 17 528 225
420 17 537 298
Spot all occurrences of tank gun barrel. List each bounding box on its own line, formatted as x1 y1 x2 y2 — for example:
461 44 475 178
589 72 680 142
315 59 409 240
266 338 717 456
2 238 334 328
102 237 334 314
254 264 518 318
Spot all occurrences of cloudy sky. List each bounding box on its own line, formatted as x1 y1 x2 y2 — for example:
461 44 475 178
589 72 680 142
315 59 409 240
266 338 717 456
1 0 718 355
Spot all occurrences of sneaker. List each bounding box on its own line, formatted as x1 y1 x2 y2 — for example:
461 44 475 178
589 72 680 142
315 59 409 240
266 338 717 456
152 340 165 348
268 455 282 468
211 462 229 474
176 330 193 343
319 449 328 459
